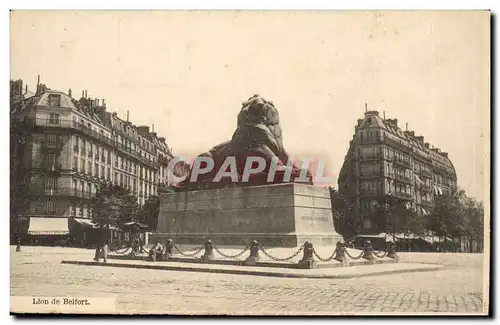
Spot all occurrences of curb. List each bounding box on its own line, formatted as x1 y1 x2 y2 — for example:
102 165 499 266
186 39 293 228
105 254 397 269
61 260 443 279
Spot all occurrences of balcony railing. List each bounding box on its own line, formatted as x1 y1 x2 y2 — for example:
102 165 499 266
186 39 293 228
43 187 96 200
42 141 63 150
20 117 158 170
384 136 411 152
392 156 412 168
40 163 63 173
359 172 382 178
359 189 381 196
394 174 413 184
359 153 383 161
359 138 382 145
394 192 413 200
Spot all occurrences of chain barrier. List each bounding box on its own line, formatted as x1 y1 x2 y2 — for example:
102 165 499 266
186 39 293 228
172 243 205 257
373 251 388 258
109 246 131 254
258 244 304 262
213 243 251 259
345 250 364 260
312 248 336 262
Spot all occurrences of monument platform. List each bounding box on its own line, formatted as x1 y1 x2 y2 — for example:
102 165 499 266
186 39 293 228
150 183 343 247
61 259 443 280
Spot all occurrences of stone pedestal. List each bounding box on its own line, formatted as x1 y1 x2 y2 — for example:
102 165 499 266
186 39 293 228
151 183 342 247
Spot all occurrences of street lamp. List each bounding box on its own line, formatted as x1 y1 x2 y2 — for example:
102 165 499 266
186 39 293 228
15 172 30 252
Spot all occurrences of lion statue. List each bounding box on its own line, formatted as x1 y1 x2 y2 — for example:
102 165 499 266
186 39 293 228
177 94 311 190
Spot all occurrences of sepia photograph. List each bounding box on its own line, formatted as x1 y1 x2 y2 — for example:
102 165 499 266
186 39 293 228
9 10 490 316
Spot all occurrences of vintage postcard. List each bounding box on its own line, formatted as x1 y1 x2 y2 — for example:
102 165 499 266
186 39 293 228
9 10 490 315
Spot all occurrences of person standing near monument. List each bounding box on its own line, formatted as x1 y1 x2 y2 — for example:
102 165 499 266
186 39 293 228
94 226 109 263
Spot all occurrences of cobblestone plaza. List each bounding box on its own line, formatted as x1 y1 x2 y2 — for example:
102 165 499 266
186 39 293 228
10 246 486 315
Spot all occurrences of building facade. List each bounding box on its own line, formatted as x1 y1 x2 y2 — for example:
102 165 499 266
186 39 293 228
10 79 175 241
338 109 457 234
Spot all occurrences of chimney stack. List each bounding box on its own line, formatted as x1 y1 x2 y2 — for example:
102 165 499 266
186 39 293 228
102 99 106 107
85 90 87 98
137 126 150 135
68 88 72 98
415 136 424 143
127 110 129 122
424 143 430 149
383 111 386 120
158 137 166 143
82 90 84 98
36 74 40 94
24 84 27 94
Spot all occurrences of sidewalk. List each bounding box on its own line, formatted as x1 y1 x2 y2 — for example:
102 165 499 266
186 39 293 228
61 258 444 279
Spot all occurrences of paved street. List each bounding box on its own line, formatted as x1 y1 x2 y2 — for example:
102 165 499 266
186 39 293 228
10 246 487 315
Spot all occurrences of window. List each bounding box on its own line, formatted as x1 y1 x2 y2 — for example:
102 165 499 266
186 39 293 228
80 158 85 173
120 174 123 187
45 133 58 146
95 146 100 161
107 167 111 180
45 199 56 214
48 94 61 107
107 151 111 165
73 136 79 152
87 161 92 175
114 172 118 185
72 155 78 170
45 153 57 170
45 177 57 190
95 163 99 177
101 165 105 179
48 113 60 125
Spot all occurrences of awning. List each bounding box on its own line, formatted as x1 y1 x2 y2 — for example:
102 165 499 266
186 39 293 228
28 217 69 235
123 221 148 228
72 218 95 227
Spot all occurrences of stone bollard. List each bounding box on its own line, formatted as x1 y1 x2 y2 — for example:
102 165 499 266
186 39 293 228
362 240 375 263
298 241 317 269
386 241 399 262
201 239 214 262
244 240 260 266
163 238 174 261
333 241 349 266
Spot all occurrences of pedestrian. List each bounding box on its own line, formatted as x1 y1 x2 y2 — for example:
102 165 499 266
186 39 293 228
149 240 164 262
94 226 109 263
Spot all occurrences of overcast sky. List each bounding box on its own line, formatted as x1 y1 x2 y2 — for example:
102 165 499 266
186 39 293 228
11 11 489 202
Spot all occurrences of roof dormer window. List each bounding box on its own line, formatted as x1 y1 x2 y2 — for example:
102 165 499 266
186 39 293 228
48 94 61 107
